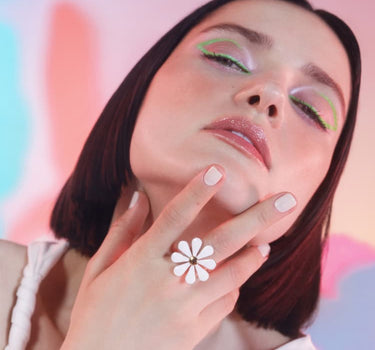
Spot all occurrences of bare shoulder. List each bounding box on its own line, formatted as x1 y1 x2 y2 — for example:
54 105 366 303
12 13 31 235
0 239 28 348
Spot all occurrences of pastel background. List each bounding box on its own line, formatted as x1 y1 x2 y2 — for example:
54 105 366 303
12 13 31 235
0 0 374 348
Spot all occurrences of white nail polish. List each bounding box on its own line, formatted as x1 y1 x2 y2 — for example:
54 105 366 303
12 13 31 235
257 244 270 258
274 193 296 213
128 191 139 209
204 166 223 186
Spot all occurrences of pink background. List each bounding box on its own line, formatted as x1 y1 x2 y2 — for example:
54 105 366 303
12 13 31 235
0 1 374 348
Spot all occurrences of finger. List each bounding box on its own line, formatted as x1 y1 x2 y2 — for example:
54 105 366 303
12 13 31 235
197 288 240 336
86 191 150 280
205 192 296 264
194 245 268 310
143 164 225 254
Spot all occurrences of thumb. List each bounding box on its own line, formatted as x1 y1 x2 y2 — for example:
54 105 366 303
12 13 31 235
87 191 150 280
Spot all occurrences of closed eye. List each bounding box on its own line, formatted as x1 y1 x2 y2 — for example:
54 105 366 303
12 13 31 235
289 95 327 131
202 51 251 74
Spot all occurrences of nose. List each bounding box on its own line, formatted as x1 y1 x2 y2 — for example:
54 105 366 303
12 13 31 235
234 82 285 127
248 94 278 117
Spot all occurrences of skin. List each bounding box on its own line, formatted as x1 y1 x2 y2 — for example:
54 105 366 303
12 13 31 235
61 1 350 348
1 1 352 349
129 0 351 245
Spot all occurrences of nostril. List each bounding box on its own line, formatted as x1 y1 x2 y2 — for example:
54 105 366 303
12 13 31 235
248 95 260 105
268 105 277 117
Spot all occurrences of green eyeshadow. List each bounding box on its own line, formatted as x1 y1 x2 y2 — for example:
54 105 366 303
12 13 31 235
197 38 251 74
318 92 338 131
289 94 338 131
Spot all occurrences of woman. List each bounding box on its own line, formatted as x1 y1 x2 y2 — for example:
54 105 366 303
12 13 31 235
1 0 361 349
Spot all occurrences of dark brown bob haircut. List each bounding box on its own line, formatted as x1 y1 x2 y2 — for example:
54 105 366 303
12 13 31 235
50 0 361 339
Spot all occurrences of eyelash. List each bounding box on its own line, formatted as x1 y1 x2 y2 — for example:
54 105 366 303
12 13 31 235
202 52 251 74
289 95 327 131
199 43 334 132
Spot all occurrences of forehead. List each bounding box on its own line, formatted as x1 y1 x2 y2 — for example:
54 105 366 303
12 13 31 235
188 0 351 111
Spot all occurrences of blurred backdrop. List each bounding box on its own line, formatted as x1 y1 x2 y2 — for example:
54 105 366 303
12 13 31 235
0 0 374 348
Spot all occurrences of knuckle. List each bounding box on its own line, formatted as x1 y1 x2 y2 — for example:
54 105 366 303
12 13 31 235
188 183 205 205
214 230 236 257
162 205 186 227
256 209 271 228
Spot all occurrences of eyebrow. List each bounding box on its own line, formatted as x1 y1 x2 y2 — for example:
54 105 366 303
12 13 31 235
200 23 346 113
200 23 274 48
301 63 346 113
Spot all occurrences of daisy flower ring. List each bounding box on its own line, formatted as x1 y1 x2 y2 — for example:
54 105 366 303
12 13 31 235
171 237 216 285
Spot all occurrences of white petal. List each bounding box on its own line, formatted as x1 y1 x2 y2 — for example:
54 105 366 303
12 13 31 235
185 265 196 284
198 259 216 270
173 262 190 277
171 252 189 263
195 264 209 282
192 237 202 256
178 240 192 257
197 245 214 259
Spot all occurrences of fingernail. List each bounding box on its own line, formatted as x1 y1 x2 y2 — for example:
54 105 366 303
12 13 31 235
204 166 223 186
257 244 271 258
274 193 296 213
128 191 139 209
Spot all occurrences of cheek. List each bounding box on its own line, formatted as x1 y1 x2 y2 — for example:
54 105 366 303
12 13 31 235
277 122 335 191
146 56 212 109
129 56 229 178
129 61 210 184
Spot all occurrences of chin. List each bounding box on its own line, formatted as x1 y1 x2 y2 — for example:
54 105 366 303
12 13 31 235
213 180 262 215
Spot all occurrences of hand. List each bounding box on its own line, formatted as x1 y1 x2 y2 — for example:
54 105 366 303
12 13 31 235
61 165 296 350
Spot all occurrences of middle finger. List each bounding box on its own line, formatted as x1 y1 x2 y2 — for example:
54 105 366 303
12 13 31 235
204 192 297 264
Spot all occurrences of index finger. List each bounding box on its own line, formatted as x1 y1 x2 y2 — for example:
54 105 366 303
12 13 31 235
143 165 225 254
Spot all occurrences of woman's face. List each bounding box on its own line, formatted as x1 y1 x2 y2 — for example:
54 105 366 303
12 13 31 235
130 0 351 243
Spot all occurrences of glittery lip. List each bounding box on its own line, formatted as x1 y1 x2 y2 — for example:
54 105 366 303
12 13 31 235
203 117 271 170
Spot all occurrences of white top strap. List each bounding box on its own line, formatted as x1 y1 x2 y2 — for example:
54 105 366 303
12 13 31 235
5 239 69 350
